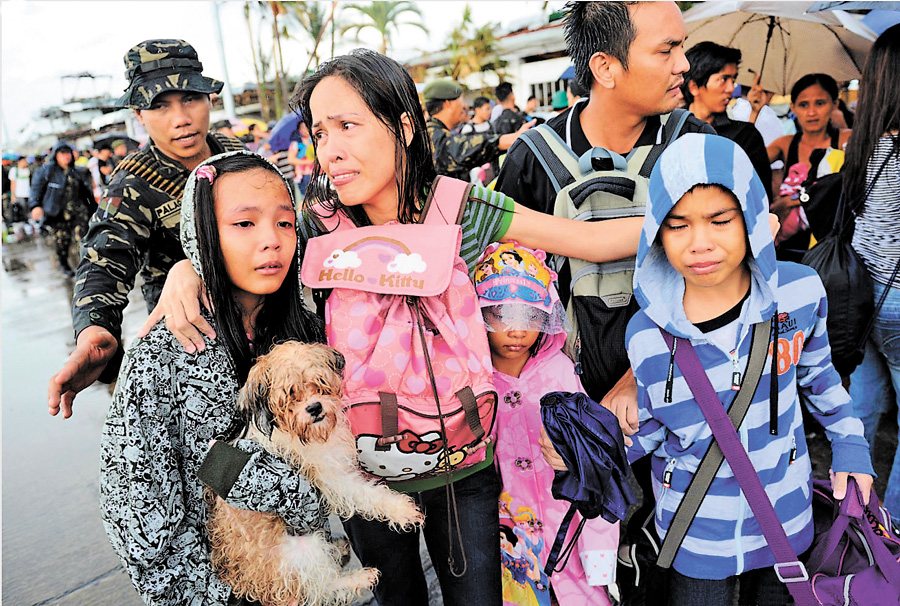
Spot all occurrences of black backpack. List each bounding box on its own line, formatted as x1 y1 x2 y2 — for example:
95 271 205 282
800 138 900 377
516 108 691 399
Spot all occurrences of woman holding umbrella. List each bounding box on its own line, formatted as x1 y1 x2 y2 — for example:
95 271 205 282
844 24 900 524
765 73 852 260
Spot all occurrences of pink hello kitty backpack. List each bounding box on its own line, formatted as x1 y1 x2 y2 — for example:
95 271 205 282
300 177 498 488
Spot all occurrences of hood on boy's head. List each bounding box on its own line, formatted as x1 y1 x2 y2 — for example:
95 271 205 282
633 133 778 334
180 149 300 283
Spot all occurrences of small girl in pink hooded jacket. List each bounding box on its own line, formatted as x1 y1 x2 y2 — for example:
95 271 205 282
475 242 619 606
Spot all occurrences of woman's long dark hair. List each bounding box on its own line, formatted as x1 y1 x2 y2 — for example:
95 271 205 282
843 24 900 205
294 48 437 225
193 153 325 385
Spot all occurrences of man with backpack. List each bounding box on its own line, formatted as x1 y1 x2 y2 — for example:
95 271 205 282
496 0 713 426
30 141 96 277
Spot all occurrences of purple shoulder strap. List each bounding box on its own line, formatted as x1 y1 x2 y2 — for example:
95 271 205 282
659 328 819 606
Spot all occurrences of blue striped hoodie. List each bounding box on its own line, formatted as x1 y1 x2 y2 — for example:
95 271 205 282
625 133 873 580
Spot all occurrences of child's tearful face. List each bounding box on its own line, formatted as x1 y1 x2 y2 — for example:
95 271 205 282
660 185 749 292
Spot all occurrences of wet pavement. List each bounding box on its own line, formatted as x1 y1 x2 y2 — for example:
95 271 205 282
2 236 144 605
1 235 443 606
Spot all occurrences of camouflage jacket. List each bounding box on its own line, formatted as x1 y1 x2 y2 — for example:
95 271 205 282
72 133 244 375
427 117 502 181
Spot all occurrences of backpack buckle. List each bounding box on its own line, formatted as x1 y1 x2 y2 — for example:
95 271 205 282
579 147 628 174
773 561 809 583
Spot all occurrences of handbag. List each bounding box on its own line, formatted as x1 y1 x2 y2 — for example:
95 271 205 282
799 171 842 242
800 144 899 377
663 328 900 606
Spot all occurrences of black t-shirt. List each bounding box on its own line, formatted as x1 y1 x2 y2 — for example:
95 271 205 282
494 107 527 135
693 287 751 333
711 113 773 202
495 100 715 214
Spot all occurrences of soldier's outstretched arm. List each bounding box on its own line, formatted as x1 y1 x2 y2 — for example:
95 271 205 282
48 325 118 418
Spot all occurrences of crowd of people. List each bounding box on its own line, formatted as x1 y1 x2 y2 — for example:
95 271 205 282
26 2 900 606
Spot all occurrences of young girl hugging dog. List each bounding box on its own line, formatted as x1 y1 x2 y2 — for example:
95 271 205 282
99 151 326 606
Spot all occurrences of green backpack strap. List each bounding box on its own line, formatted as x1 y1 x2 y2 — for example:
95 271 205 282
518 124 582 193
636 108 692 177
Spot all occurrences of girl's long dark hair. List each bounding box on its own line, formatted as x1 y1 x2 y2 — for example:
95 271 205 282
843 24 900 205
294 48 437 225
193 153 325 386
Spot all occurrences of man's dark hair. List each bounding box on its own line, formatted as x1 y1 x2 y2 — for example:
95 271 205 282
424 98 447 116
495 82 514 102
568 79 588 98
473 96 491 109
564 1 638 95
682 41 742 105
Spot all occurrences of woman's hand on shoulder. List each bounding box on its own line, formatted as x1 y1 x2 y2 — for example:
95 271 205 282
137 259 215 353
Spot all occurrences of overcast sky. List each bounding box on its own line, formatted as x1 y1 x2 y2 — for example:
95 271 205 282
1 0 560 144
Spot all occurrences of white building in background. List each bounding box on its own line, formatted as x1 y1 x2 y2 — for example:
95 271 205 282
405 13 571 111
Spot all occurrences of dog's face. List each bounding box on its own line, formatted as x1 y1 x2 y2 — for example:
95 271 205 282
237 341 345 443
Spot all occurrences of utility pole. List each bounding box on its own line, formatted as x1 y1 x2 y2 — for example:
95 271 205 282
212 0 237 118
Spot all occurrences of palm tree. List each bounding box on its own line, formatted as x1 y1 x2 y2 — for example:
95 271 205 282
444 5 507 87
243 2 271 120
341 1 427 55
242 1 288 119
268 1 290 113
283 1 340 78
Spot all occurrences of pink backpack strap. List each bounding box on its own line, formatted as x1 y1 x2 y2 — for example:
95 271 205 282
420 176 472 226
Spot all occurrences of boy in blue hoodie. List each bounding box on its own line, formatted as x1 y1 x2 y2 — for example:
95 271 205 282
625 133 874 605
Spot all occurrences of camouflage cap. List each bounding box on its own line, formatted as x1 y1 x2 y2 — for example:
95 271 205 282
422 79 463 102
116 39 223 110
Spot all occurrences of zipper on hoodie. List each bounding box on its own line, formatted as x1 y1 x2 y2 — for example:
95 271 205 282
662 458 676 489
658 458 678 521
789 436 797 465
573 335 582 376
729 348 741 391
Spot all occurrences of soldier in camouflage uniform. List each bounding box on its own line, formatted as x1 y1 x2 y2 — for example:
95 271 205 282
423 79 533 182
29 141 96 276
48 39 245 418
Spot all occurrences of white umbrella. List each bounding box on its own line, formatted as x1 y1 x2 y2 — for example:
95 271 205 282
683 1 877 95
808 2 900 12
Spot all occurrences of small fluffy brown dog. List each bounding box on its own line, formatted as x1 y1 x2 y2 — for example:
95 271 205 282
206 341 424 606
